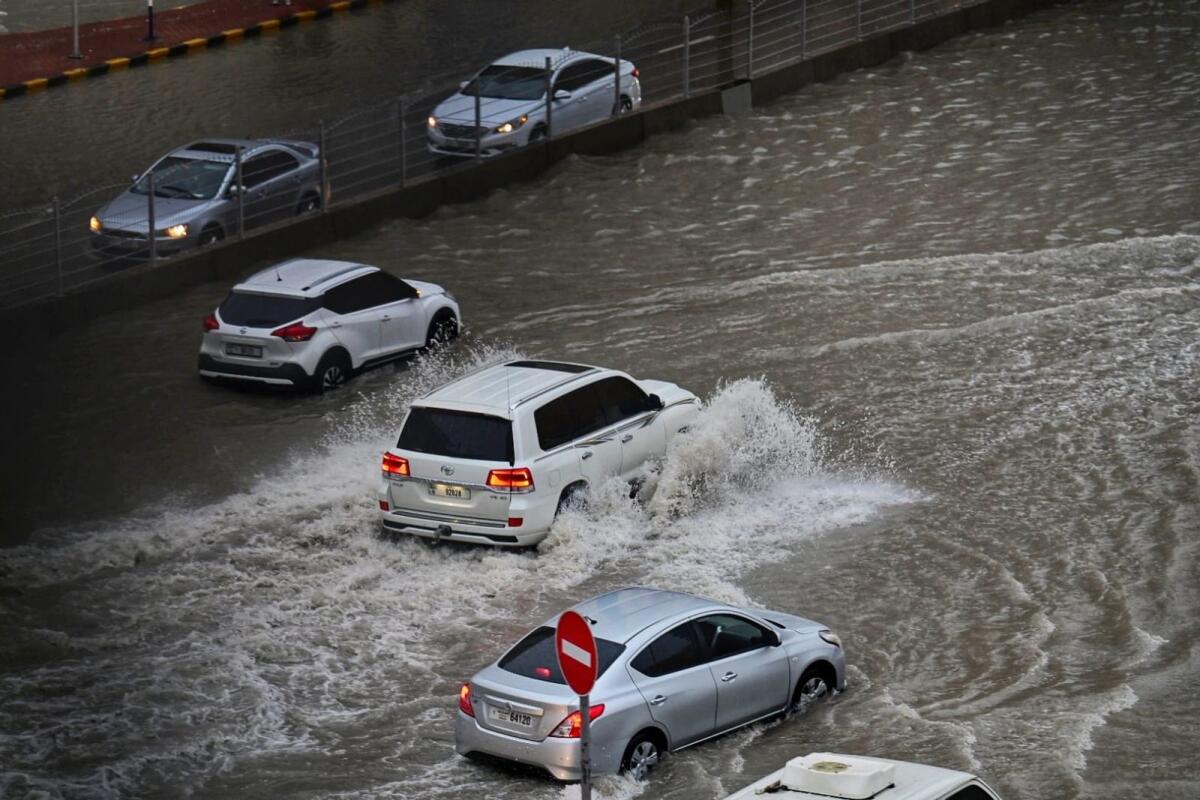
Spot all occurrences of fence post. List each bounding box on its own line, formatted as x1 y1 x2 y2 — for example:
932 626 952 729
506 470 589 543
52 197 63 295
474 92 482 161
683 15 691 98
234 146 245 238
70 0 82 59
613 35 622 116
146 171 157 265
856 0 862 39
747 1 755 79
144 0 156 41
801 0 807 60
397 100 407 187
544 57 553 139
318 121 329 211
911 0 917 24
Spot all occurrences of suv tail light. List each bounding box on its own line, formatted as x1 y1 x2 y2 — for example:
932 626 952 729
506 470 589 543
632 67 640 79
458 682 475 717
382 452 410 478
486 468 534 492
203 312 219 332
549 705 605 738
271 322 317 342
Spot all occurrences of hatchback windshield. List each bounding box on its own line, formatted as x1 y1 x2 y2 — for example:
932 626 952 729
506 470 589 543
398 408 514 462
219 291 319 328
499 626 626 684
462 65 546 101
131 156 231 200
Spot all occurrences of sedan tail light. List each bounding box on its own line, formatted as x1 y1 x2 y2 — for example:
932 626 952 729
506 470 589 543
382 452 410 478
458 682 475 717
632 67 640 79
202 312 219 332
486 467 534 492
549 705 605 738
271 322 317 342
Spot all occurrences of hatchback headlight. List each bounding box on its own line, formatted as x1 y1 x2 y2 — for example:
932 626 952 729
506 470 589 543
163 223 189 239
427 116 438 129
495 114 529 135
818 629 842 648
89 215 102 233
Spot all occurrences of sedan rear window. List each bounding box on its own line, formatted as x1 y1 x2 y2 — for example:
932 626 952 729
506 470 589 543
398 407 514 462
219 291 318 328
499 626 625 684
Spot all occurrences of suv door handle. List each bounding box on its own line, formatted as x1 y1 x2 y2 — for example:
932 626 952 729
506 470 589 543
649 695 668 706
620 434 633 443
580 451 593 461
721 672 738 683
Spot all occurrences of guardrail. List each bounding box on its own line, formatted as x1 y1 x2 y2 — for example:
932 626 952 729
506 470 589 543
0 0 981 310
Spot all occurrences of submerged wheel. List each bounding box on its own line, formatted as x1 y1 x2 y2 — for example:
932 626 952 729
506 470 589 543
528 125 548 144
296 193 321 215
424 311 458 348
790 665 833 715
621 732 663 782
555 483 588 518
199 225 224 247
619 95 633 114
312 350 351 392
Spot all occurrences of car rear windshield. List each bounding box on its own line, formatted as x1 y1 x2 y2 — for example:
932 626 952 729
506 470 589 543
499 626 625 684
398 407 514 462
463 65 546 101
219 291 319 328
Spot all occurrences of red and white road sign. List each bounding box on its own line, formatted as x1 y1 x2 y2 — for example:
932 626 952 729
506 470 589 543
555 610 598 696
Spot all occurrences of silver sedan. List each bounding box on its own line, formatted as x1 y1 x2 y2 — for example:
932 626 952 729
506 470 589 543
454 587 846 782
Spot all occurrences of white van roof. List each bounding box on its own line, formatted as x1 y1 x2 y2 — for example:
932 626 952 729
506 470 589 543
721 754 988 800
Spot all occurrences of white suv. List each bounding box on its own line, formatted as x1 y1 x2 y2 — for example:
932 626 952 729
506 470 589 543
198 258 460 391
378 360 699 547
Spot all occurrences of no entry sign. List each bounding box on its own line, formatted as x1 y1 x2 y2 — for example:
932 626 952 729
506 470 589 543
555 610 598 695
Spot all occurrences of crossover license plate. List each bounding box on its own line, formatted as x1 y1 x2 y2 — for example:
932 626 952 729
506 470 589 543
488 707 534 729
430 483 470 499
225 344 263 358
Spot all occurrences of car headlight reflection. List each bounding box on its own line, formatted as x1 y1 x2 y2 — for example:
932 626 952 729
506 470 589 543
89 215 102 233
163 223 189 239
495 114 529 135
818 629 842 648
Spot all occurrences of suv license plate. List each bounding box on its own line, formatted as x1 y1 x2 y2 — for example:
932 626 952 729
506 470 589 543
225 344 263 358
430 483 470 500
488 707 534 729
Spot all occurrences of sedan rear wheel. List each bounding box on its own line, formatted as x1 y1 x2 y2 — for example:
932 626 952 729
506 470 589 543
622 733 662 782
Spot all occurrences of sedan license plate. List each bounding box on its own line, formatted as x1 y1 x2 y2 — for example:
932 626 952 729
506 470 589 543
430 483 470 500
488 706 535 730
225 344 263 358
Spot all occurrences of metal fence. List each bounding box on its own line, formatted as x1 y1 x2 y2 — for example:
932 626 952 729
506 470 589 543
0 0 976 310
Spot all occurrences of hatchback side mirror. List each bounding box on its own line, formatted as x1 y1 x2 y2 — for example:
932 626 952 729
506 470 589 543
553 89 573 102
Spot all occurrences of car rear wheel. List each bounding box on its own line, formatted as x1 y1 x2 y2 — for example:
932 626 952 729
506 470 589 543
312 350 351 393
790 665 832 715
621 732 663 782
555 483 588 518
619 95 633 114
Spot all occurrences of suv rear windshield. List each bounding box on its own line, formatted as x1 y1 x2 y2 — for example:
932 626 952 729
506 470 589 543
398 407 514 462
499 626 625 684
219 291 319 328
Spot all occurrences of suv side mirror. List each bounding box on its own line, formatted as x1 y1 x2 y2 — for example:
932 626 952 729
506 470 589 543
130 173 140 184
646 393 664 411
553 89 573 102
459 80 469 91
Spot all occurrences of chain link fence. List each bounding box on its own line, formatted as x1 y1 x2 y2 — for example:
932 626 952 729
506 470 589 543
1 0 978 310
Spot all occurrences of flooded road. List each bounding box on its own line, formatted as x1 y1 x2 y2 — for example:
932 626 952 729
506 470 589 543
3 0 1200 798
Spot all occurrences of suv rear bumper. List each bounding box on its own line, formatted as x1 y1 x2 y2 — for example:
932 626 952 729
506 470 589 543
379 507 548 547
454 710 582 781
198 354 309 386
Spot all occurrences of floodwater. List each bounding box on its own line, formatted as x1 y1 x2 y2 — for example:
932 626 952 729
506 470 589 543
2 0 1200 798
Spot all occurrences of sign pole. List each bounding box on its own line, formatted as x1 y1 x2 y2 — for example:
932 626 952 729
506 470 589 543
580 692 592 800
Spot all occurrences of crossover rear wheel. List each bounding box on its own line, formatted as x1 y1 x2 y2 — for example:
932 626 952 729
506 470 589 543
621 731 663 782
312 350 351 393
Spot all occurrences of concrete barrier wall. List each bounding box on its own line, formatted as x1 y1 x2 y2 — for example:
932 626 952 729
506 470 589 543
0 0 1064 339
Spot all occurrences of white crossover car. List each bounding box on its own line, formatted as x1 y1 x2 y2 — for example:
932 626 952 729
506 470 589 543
722 753 1002 800
378 360 699 546
427 48 642 158
199 258 459 391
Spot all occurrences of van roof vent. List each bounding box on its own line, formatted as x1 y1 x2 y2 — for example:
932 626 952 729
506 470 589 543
781 754 895 799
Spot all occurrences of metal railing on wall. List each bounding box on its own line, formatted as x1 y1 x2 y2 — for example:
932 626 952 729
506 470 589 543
0 0 980 310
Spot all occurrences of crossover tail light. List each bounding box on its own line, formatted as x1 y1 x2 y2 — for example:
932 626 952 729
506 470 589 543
202 312 219 332
271 322 317 342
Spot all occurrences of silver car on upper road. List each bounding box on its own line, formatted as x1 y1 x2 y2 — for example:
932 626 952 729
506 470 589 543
427 48 642 158
455 587 846 782
89 138 323 257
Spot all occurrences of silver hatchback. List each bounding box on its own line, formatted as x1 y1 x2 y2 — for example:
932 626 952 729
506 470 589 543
454 588 846 782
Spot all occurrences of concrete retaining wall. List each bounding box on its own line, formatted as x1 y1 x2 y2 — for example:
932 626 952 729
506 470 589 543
1 0 1065 339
